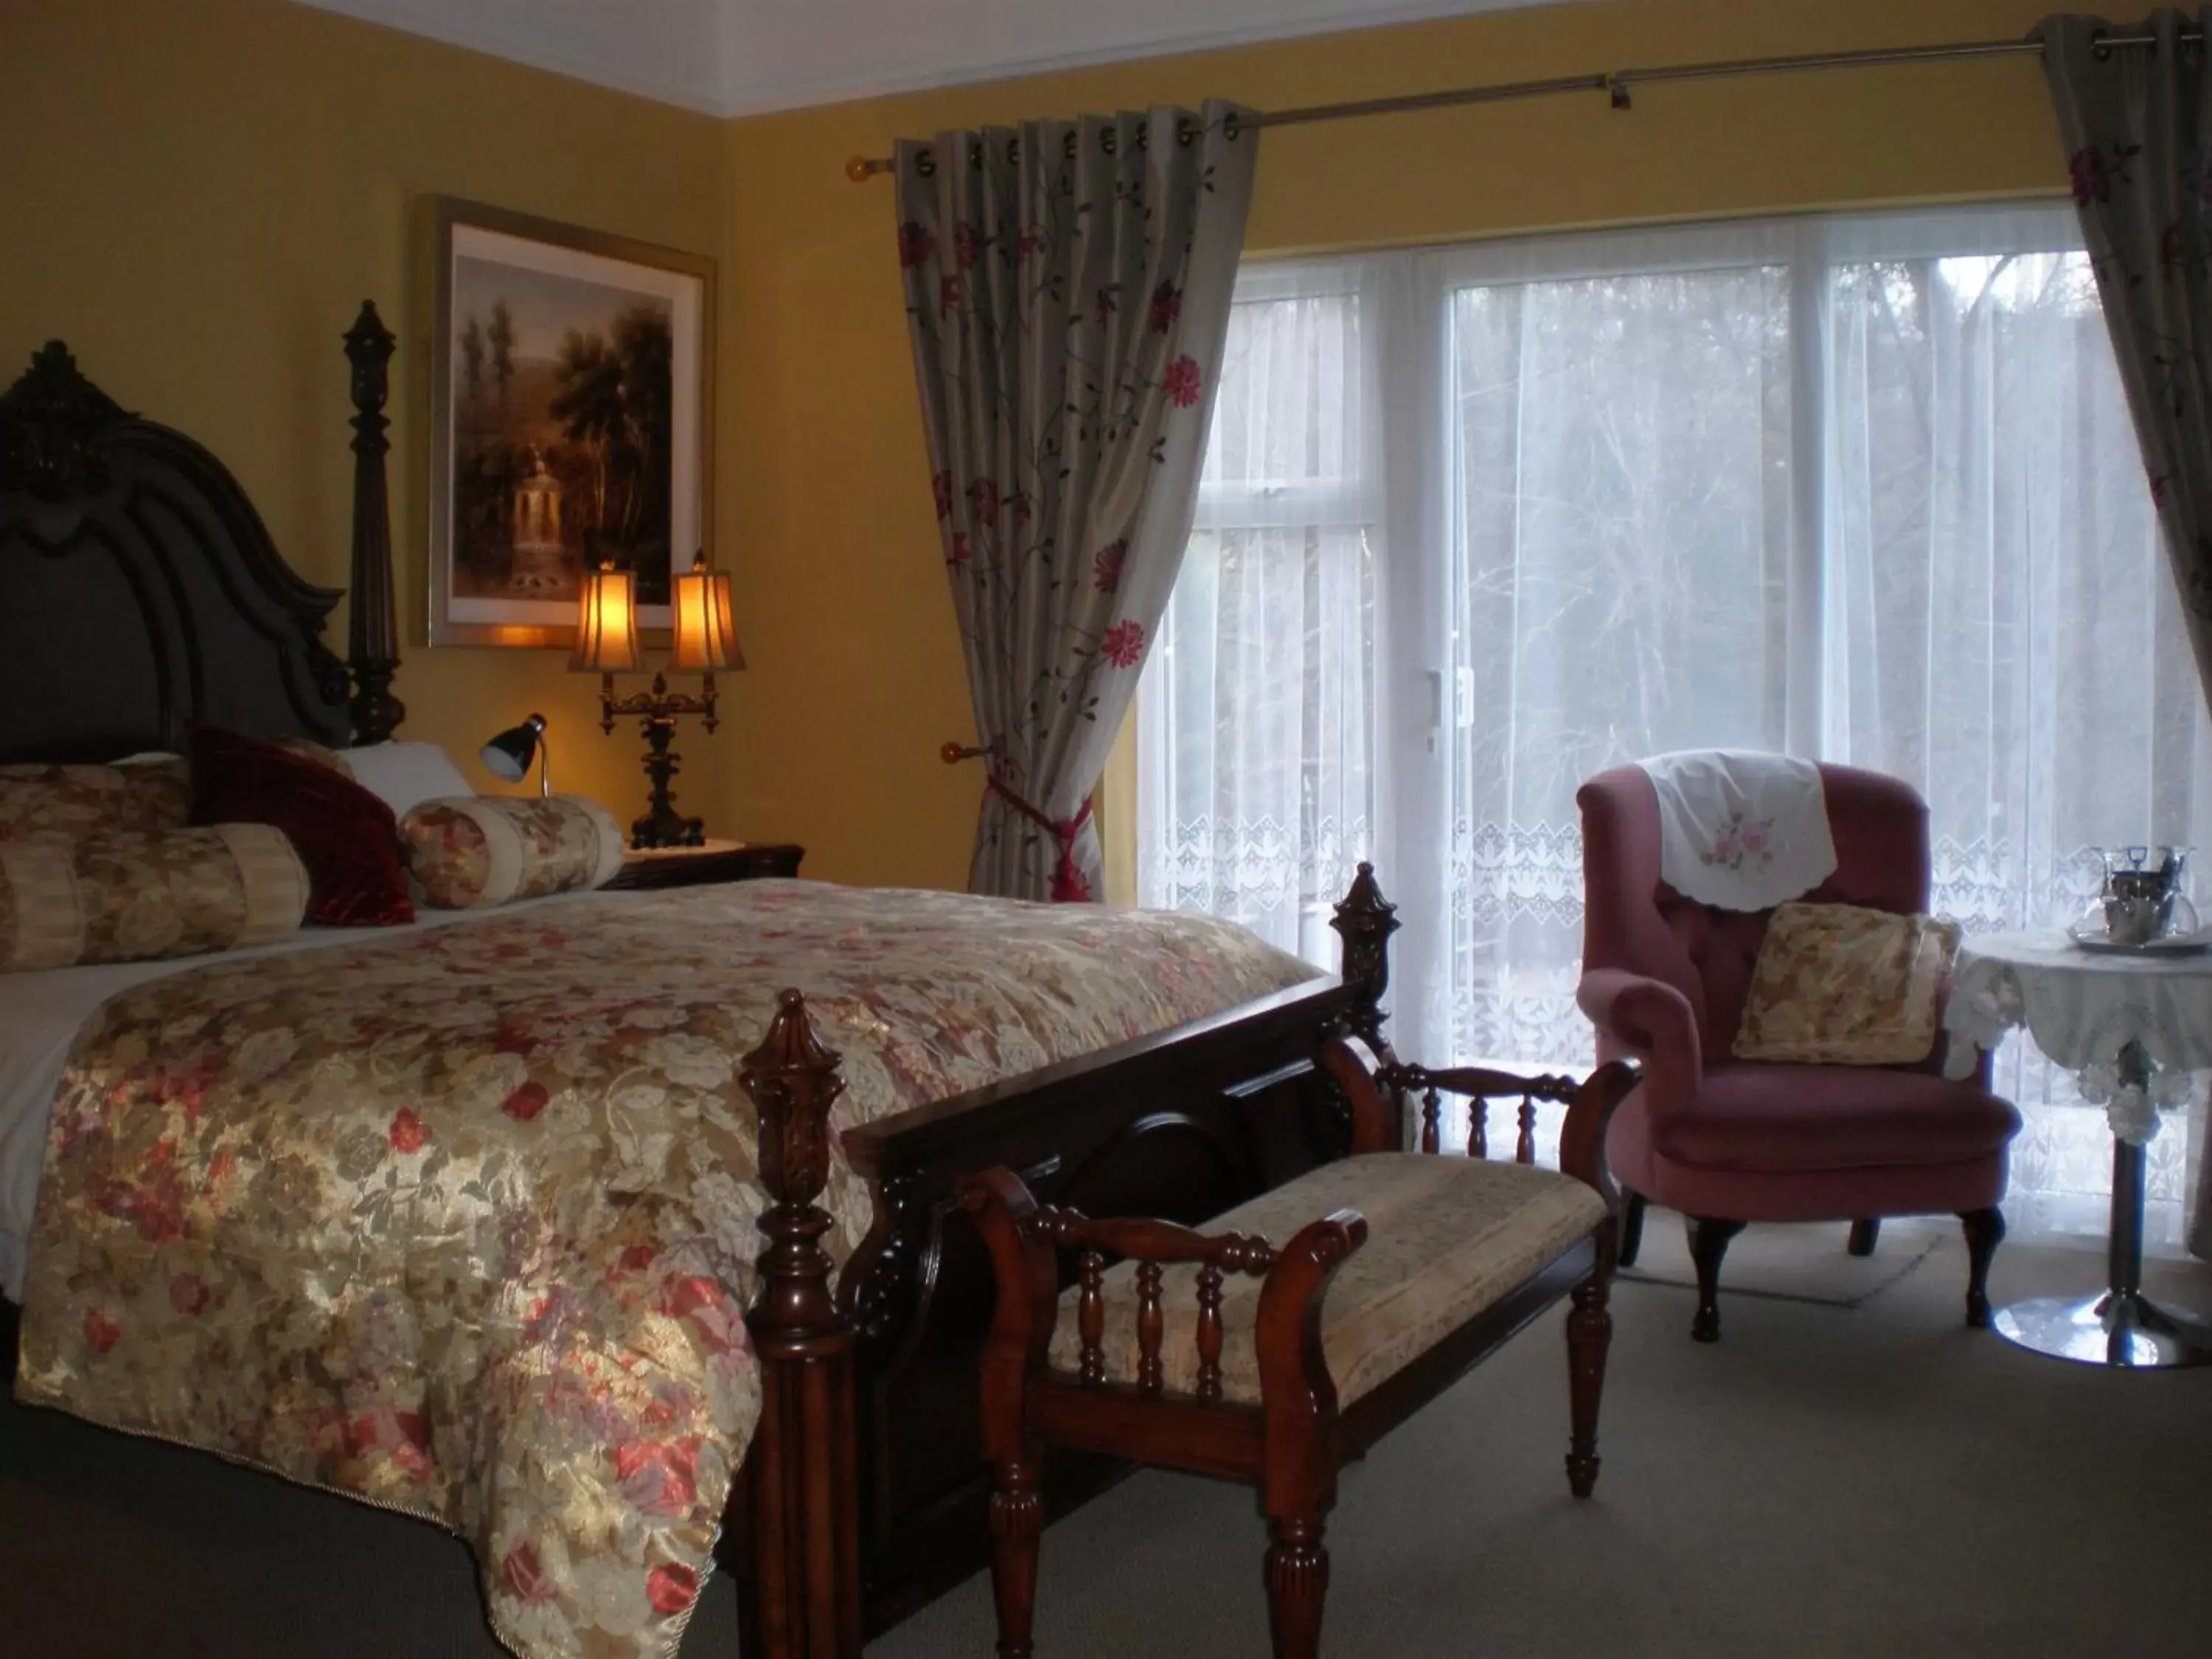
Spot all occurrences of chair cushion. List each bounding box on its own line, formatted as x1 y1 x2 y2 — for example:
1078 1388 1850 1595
1649 1064 2020 1174
1046 1153 1607 1408
1733 902 1959 1065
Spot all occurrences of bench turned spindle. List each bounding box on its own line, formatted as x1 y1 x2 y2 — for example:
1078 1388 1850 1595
1136 1262 1166 1394
1077 1250 1106 1385
1196 1265 1226 1402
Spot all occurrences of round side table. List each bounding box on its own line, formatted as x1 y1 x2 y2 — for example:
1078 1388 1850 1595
1944 931 2212 1369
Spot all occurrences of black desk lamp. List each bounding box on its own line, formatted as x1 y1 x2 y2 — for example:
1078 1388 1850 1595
479 713 550 795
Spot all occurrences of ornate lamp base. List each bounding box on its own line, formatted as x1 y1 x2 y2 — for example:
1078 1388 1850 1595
629 715 706 848
632 799 706 850
599 673 714 850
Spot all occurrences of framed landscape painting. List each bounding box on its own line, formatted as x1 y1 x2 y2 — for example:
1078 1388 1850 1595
428 200 714 647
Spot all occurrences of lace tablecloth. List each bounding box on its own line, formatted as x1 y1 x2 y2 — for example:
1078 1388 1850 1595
1944 931 2212 1145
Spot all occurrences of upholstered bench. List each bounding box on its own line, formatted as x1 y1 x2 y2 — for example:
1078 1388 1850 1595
956 1040 1642 1659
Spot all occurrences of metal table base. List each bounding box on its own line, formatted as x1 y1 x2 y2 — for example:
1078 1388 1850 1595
1993 1043 2212 1369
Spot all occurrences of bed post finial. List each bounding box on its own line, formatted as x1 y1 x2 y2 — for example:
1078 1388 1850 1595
1330 863 1399 1053
737 990 863 1658
344 301 404 746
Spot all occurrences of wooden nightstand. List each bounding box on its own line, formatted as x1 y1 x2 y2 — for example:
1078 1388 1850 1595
601 838 805 891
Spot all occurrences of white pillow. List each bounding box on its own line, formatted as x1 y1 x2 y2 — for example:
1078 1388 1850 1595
340 742 475 819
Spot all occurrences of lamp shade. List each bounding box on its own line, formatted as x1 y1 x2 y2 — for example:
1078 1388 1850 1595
571 563 641 672
480 713 546 786
672 556 743 672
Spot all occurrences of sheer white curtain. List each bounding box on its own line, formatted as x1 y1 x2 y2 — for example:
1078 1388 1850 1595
1820 209 2212 1245
1140 204 2212 1252
1138 263 1382 967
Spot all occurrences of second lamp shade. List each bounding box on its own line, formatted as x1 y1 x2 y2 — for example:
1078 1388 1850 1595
672 559 743 672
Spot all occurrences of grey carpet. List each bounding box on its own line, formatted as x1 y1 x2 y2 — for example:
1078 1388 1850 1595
1619 1209 1943 1304
4 1237 2209 1658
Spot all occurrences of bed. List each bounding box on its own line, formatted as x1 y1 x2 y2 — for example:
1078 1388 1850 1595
0 313 1398 1658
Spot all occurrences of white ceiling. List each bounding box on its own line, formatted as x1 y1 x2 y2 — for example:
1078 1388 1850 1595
294 0 1590 118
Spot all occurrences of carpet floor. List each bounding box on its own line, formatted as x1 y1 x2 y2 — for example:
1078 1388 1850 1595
3 1236 2208 1658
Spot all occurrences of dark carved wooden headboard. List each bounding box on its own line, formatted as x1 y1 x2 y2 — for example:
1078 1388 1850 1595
0 303 403 764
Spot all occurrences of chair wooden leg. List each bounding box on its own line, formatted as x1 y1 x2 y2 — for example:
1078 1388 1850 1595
1959 1207 2006 1329
1847 1218 1881 1257
1687 1217 1746 1343
1564 1265 1613 1498
1616 1192 1647 1268
988 1453 1045 1658
1264 1515 1329 1659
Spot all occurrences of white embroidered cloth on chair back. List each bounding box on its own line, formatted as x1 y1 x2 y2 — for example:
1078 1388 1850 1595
1637 750 1838 913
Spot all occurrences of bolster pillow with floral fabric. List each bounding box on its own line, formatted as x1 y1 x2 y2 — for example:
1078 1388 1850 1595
400 795 625 908
0 824 308 970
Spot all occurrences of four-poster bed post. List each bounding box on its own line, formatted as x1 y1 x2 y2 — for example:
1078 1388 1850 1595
341 301 404 747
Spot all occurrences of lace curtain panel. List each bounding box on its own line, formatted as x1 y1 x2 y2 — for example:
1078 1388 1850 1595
1139 205 2212 1256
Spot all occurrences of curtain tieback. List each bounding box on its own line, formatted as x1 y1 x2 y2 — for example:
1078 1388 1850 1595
985 774 1094 902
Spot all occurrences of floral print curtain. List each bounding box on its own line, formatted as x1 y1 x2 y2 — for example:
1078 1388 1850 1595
897 102 1257 900
2047 12 2212 705
2045 11 2212 1260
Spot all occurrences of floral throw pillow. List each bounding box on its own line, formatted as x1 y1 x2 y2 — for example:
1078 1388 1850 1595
0 758 192 844
1733 902 1960 1066
400 796 625 909
0 824 309 971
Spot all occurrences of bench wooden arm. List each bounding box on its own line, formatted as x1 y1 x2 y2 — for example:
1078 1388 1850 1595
956 1169 1366 1413
1556 1058 1642 1219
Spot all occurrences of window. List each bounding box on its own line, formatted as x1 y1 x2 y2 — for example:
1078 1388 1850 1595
1139 206 2212 1250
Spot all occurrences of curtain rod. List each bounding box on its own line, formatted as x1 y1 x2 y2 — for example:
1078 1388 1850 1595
843 28 2194 182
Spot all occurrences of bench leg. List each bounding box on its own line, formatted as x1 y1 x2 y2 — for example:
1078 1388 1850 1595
1264 1514 1329 1659
1565 1263 1613 1498
989 1451 1045 1658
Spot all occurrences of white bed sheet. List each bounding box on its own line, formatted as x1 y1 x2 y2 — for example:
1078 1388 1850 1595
0 890 607 1301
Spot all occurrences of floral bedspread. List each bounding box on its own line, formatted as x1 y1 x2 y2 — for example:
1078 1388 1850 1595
13 881 1317 1658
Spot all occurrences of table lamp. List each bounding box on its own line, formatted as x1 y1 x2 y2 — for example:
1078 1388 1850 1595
573 555 740 848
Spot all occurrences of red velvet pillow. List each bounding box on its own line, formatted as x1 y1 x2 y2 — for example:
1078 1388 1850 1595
186 724 414 927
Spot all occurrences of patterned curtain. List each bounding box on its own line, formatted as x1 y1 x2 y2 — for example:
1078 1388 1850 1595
2045 12 2212 1257
2046 12 2212 703
897 103 1257 900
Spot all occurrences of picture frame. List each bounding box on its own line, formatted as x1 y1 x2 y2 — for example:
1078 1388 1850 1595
427 198 714 648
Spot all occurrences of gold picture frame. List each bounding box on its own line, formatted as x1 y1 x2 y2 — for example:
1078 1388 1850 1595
427 198 715 648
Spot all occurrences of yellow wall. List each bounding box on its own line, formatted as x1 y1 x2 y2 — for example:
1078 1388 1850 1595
6 0 2070 888
0 0 730 819
717 0 2067 891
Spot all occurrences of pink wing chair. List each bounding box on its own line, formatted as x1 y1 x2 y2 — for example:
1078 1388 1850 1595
1576 762 2020 1342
